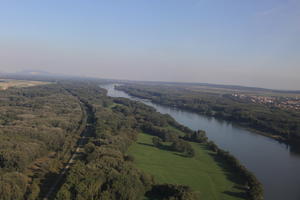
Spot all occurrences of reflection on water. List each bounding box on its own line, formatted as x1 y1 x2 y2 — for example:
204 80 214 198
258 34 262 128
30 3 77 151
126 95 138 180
289 141 300 155
100 84 300 200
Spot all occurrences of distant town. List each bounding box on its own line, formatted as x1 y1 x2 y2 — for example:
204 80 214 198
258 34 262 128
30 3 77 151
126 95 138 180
230 93 300 111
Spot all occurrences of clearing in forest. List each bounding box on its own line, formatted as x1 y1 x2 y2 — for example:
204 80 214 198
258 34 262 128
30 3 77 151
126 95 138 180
128 132 247 200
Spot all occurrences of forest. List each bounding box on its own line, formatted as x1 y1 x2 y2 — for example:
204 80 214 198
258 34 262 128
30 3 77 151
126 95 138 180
0 83 83 200
116 84 300 142
0 80 263 200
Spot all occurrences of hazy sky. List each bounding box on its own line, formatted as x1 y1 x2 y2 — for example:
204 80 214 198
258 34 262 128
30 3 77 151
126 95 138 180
0 0 299 90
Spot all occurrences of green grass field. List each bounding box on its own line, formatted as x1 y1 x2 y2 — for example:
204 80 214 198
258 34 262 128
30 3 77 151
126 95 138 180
128 132 246 200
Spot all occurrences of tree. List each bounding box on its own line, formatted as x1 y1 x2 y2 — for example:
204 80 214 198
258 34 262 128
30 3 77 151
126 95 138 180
152 137 163 147
186 146 195 157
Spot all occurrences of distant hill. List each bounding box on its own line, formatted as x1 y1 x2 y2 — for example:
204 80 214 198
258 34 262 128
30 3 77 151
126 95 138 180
14 70 59 76
0 70 72 82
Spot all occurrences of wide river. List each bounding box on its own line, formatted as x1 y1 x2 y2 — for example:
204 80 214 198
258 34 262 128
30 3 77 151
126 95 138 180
101 84 300 200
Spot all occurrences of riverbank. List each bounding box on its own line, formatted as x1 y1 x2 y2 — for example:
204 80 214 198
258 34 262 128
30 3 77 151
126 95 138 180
115 86 293 143
101 84 263 199
101 83 300 200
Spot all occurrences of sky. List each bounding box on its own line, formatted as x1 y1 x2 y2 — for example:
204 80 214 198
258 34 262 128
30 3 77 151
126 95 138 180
0 0 299 90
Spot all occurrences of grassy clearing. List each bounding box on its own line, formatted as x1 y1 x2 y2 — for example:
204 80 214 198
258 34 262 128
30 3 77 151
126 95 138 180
128 132 246 200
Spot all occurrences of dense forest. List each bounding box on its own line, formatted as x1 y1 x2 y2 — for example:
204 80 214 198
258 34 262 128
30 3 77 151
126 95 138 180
116 84 300 142
0 80 263 200
0 83 83 200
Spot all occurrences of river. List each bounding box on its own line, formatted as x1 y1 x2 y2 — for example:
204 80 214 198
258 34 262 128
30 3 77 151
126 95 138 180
101 84 300 200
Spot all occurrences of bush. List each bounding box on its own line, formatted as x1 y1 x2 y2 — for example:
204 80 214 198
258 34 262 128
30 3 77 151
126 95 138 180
146 184 198 200
183 130 208 143
171 139 195 157
152 136 163 147
124 154 135 162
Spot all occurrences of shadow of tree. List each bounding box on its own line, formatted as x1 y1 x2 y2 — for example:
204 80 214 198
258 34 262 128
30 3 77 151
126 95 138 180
138 142 187 158
173 152 189 158
38 172 60 199
208 152 245 185
38 171 68 200
206 151 248 198
223 190 248 199
137 142 155 147
138 142 172 151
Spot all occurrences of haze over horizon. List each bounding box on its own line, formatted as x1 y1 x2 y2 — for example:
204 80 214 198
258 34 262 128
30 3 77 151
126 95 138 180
0 0 299 90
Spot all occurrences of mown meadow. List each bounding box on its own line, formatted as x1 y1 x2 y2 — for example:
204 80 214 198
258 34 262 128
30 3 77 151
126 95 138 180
128 132 246 200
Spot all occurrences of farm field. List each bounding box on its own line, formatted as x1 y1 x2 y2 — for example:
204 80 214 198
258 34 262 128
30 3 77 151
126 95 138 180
0 79 49 90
